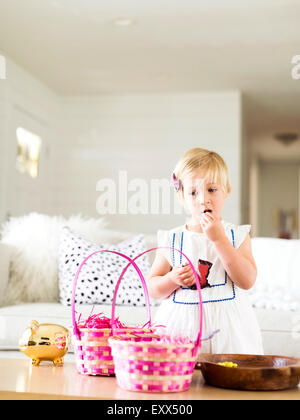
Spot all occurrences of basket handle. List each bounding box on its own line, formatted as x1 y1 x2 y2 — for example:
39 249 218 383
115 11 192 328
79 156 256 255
111 246 203 356
71 250 151 339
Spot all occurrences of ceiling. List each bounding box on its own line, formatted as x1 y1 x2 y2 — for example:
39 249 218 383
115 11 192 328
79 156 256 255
0 0 300 139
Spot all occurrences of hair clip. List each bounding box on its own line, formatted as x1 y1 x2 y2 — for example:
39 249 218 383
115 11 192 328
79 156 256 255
172 173 182 192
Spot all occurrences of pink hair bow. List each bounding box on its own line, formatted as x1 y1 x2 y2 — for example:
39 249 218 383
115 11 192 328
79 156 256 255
172 173 182 192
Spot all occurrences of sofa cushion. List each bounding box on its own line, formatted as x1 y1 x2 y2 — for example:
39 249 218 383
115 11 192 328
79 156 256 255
254 308 300 357
0 302 155 350
259 331 300 357
250 237 300 311
255 308 300 333
1 303 299 357
58 227 153 307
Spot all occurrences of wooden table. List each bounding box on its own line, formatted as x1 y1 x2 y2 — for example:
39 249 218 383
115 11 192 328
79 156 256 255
0 358 299 400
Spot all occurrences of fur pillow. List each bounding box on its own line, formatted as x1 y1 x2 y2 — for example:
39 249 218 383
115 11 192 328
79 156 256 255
58 227 151 307
0 213 108 305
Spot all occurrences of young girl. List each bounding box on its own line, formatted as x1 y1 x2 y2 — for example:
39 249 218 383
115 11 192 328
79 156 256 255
147 148 263 355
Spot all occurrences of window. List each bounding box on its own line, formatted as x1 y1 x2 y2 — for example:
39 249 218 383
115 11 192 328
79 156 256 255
16 127 42 178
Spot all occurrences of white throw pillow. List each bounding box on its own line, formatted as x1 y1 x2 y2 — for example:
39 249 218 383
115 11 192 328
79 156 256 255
58 227 152 307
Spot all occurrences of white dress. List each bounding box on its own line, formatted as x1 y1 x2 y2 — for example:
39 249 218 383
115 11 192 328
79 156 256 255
154 221 264 355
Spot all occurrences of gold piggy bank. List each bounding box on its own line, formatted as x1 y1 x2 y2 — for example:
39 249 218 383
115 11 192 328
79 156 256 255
19 320 70 366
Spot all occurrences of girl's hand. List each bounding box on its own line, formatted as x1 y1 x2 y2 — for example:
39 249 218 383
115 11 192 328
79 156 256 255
167 263 196 287
199 212 226 243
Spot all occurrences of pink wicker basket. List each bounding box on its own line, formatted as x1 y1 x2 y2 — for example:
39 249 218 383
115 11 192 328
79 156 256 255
71 250 154 376
109 246 203 393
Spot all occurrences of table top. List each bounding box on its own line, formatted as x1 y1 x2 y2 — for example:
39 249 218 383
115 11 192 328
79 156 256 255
0 358 299 400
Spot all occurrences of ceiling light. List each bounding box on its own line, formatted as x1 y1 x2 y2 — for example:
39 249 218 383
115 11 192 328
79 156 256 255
274 133 299 146
113 17 135 27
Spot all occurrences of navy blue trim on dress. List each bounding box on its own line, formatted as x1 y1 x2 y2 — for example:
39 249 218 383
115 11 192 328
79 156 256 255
179 231 184 265
172 233 176 266
172 228 236 305
171 231 185 266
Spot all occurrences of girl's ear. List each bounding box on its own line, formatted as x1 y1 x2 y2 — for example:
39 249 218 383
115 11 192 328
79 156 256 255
177 189 185 205
177 188 189 212
223 185 231 198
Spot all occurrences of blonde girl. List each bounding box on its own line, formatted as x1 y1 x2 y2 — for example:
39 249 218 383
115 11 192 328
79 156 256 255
147 148 263 354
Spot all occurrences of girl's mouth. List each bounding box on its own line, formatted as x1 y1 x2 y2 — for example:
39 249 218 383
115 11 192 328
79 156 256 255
203 209 212 214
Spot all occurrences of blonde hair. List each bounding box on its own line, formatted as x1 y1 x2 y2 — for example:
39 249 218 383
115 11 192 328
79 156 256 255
173 148 231 195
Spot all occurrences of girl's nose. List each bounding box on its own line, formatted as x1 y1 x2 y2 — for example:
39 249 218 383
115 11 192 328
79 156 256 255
194 179 205 204
197 190 210 206
197 187 206 204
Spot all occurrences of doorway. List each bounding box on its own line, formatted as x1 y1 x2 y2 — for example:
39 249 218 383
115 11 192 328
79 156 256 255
251 160 299 238
4 107 49 219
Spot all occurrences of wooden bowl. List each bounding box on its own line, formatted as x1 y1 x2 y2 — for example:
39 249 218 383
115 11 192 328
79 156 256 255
196 354 300 391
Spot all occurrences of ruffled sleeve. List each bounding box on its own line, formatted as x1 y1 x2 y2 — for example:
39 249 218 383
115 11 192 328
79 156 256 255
156 229 173 266
235 224 251 248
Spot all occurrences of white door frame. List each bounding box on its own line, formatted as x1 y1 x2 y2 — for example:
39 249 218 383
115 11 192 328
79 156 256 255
249 157 259 237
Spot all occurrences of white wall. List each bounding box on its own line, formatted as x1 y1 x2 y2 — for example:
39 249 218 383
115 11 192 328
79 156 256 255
0 57 59 224
249 158 259 237
240 93 250 226
54 92 242 233
0 82 9 223
0 57 243 234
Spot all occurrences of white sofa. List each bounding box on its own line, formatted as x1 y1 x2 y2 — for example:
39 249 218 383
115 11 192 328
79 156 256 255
0 216 299 357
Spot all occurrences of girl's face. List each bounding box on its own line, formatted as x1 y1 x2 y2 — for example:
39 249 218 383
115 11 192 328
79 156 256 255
182 169 228 221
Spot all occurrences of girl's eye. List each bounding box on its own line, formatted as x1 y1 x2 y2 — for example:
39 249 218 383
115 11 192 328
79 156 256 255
189 188 217 196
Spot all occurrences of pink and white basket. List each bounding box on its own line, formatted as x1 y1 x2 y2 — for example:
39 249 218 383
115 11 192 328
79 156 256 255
71 250 154 376
108 247 203 393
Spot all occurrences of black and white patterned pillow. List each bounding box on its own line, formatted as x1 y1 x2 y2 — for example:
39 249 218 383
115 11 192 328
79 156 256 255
58 227 152 307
